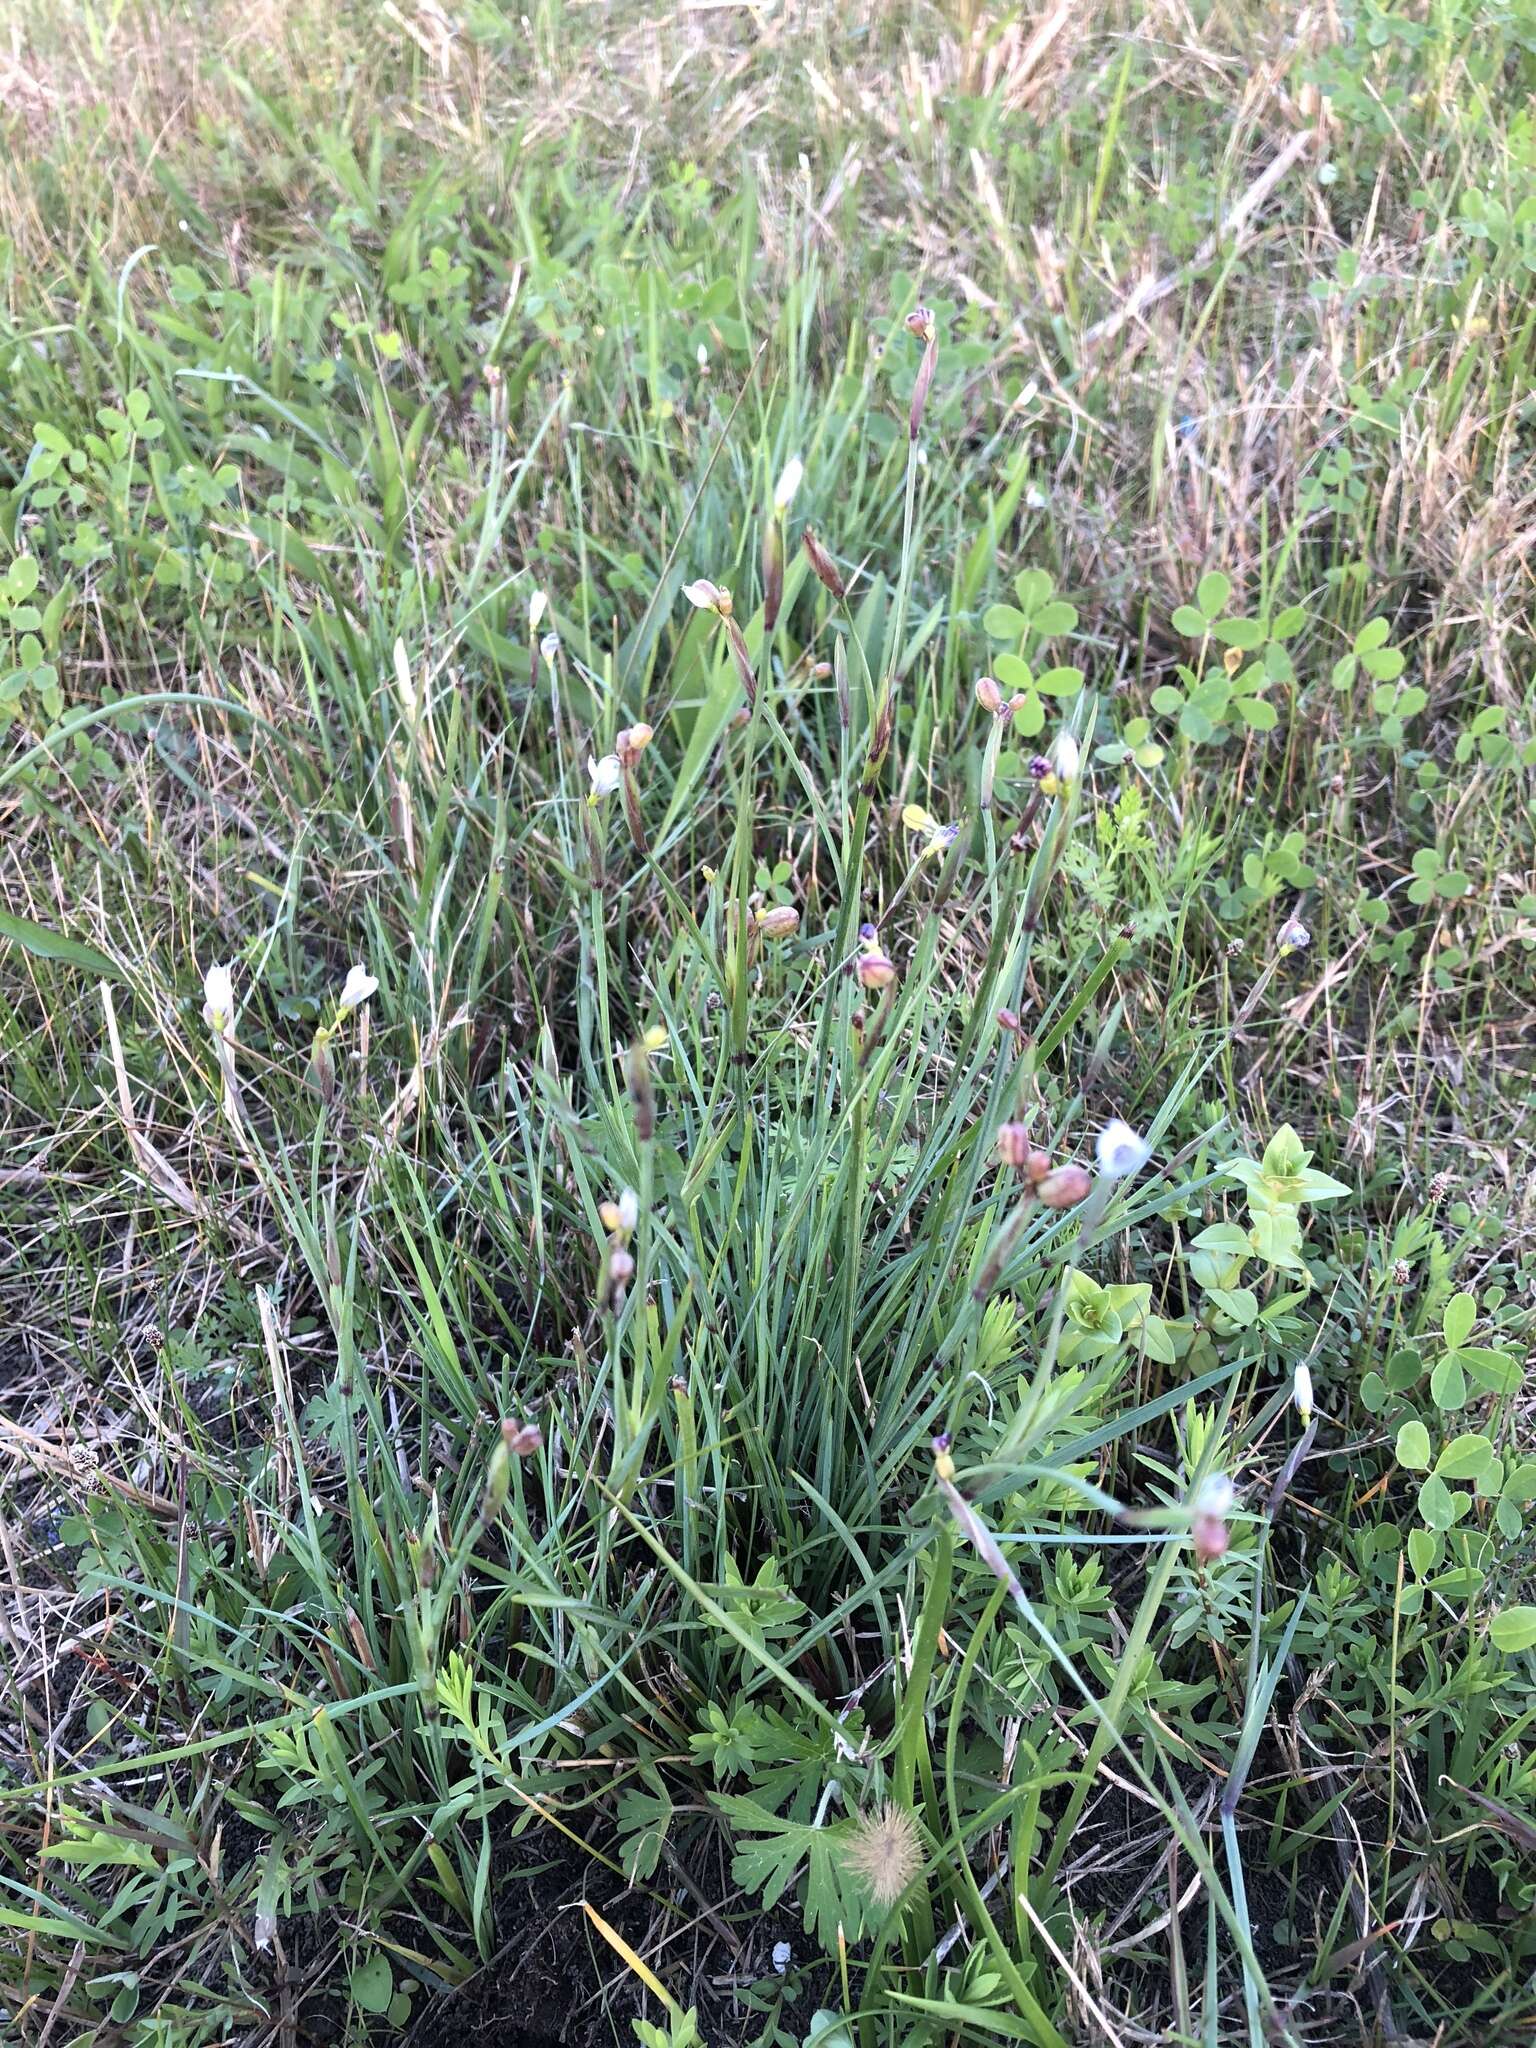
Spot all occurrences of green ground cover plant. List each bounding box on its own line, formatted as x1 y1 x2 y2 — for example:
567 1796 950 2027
1 2 1534 2043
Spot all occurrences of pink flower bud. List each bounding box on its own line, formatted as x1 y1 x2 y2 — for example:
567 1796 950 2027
1036 1164 1093 1209
996 1121 1032 1170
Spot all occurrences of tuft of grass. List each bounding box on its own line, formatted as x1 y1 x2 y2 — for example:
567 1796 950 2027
2 3 1535 2046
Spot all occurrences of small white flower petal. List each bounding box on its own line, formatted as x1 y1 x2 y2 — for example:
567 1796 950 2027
772 454 804 515
1051 731 1081 786
1195 1472 1235 1519
587 753 622 797
539 630 561 661
338 964 378 1013
682 578 724 611
1096 1119 1151 1178
1292 1363 1314 1423
529 589 548 632
202 962 236 1035
617 1187 639 1234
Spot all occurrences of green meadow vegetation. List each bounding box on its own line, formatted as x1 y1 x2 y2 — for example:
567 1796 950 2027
2 1 1535 2043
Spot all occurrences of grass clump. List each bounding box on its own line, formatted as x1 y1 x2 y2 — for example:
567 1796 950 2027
2 3 1535 2045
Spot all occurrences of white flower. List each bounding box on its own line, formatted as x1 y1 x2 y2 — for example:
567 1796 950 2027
1195 1471 1235 1519
682 578 728 613
599 1186 641 1237
772 454 804 515
338 964 378 1014
1096 1119 1151 1178
540 630 561 662
1051 731 1080 787
529 589 548 632
1292 1363 1314 1424
202 962 236 1037
1277 913 1311 952
771 1941 791 1975
696 342 708 370
587 753 622 799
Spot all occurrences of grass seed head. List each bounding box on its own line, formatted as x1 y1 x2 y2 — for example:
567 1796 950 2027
844 1801 922 1907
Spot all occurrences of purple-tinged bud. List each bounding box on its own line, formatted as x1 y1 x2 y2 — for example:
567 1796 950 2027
802 528 847 599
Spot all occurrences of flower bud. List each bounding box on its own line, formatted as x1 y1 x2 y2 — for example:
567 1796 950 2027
484 362 506 432
906 307 938 440
975 675 1005 716
802 528 846 599
1191 1473 1235 1564
762 516 784 632
1036 1163 1093 1209
1192 1512 1230 1564
996 1122 1033 1170
624 1039 655 1141
307 1033 336 1104
756 904 801 940
616 722 653 762
996 1007 1022 1034
857 947 896 990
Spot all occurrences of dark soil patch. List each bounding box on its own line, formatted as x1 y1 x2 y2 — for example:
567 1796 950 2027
400 1817 828 2048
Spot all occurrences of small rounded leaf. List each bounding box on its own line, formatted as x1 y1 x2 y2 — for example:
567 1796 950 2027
1395 1419 1432 1471
1442 1292 1476 1349
1196 570 1231 620
351 1954 393 2014
1435 1433 1494 1482
1489 1607 1536 1654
